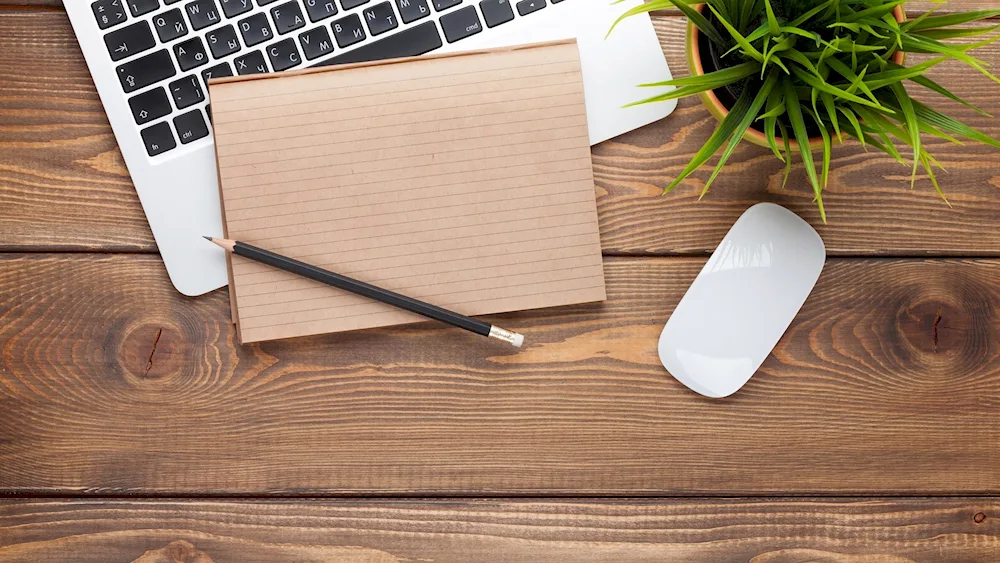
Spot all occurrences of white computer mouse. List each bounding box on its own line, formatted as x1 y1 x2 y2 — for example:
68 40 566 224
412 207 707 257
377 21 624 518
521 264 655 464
658 202 826 398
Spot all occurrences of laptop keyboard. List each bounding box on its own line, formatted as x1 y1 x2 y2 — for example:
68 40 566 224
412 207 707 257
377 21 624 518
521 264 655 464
93 0 547 158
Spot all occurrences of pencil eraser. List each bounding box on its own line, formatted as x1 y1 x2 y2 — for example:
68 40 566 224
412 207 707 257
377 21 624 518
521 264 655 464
512 333 524 348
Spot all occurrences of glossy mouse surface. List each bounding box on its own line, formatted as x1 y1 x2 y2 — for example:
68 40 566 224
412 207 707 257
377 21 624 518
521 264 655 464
658 203 826 398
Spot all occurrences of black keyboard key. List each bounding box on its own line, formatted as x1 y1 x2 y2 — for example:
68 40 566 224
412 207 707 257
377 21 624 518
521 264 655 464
234 50 269 74
342 0 368 10
432 0 460 11
479 0 512 27
363 2 397 36
266 38 302 70
272 1 307 34
206 24 241 58
153 9 188 42
515 0 543 15
141 122 176 156
440 5 480 42
165 0 182 3
168 74 205 108
104 20 156 61
174 109 210 144
116 49 176 93
93 0 127 30
174 36 210 70
202 62 234 84
128 87 171 125
305 0 338 22
128 0 160 16
238 13 274 46
185 0 222 30
396 0 430 23
316 20 441 66
299 27 335 60
219 0 253 17
258 0 279 4
206 104 212 123
331 14 365 48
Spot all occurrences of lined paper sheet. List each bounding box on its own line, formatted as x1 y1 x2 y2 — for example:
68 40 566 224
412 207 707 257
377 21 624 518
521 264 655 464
211 40 606 343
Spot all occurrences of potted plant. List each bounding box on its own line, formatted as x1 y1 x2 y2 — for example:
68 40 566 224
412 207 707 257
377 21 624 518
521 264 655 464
611 0 1000 221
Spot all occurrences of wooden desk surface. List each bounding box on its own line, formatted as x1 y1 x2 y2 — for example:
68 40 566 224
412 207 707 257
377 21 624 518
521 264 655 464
1 2 999 561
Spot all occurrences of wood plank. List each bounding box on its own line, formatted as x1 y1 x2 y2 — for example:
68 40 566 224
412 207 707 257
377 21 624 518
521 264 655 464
3 11 1000 255
1 254 998 495
0 9 154 252
2 498 998 562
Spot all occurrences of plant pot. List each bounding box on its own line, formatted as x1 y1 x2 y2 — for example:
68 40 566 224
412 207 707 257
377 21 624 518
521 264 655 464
685 4 906 151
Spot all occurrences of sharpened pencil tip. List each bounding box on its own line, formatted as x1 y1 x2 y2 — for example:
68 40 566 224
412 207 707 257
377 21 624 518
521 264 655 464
203 236 213 241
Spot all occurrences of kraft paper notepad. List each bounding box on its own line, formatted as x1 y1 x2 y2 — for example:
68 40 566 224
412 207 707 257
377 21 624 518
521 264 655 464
210 40 606 344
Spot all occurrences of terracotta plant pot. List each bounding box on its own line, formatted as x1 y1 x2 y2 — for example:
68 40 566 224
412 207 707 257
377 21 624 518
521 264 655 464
685 4 906 151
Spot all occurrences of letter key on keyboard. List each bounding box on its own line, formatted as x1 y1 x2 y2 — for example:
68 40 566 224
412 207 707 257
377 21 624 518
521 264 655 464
206 24 242 58
317 20 441 65
140 122 177 157
272 1 307 34
234 50 270 74
331 14 366 48
219 0 253 17
104 21 157 61
305 0 338 22
267 38 302 70
154 9 189 42
174 36 210 70
440 5 481 42
128 0 161 17
479 0 512 27
239 13 273 46
202 62 234 84
299 27 335 59
363 2 397 36
93 0 127 30
186 0 222 30
341 0 369 11
396 0 430 23
117 49 177 93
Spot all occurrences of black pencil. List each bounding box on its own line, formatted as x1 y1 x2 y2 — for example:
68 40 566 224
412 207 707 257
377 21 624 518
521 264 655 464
204 237 524 347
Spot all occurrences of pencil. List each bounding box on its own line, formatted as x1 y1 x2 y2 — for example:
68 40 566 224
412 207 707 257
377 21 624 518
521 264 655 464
204 237 524 347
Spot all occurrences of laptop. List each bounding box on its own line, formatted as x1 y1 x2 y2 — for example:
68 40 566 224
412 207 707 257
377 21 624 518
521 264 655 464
66 0 676 296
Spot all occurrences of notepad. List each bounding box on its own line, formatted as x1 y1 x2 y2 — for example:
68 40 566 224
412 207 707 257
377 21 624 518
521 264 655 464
210 40 606 344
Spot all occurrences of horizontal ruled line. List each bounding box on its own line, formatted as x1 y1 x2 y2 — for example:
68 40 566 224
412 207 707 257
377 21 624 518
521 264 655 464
213 57 579 105
234 241 598 287
220 129 586 180
246 203 595 245
214 89 580 141
227 182 588 227
213 72 581 124
221 144 588 185
236 248 599 302
237 220 598 266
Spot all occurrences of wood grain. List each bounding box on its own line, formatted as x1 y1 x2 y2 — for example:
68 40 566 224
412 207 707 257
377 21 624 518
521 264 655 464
3 10 1000 255
0 9 154 252
2 498 998 562
1 254 997 495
